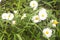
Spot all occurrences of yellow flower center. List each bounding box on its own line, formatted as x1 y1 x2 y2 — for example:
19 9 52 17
35 17 39 20
46 31 49 34
32 3 35 6
42 14 44 17
53 20 59 25
8 15 10 18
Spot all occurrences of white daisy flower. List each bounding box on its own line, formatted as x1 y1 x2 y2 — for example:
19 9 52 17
2 13 8 20
0 0 1 2
38 8 48 20
30 0 38 10
50 20 59 27
7 13 14 20
21 13 26 20
12 20 16 24
32 15 40 23
43 28 52 38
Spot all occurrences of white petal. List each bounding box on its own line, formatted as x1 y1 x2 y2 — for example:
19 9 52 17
33 7 37 10
12 20 16 24
2 13 8 19
7 13 14 20
21 14 26 20
50 20 54 23
0 0 1 2
14 10 18 13
52 24 56 27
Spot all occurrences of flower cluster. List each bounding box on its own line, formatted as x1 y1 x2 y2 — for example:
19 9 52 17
32 8 48 23
0 0 59 40
2 13 14 20
30 0 59 39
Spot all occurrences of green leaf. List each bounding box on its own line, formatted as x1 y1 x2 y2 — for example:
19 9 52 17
0 34 4 40
16 34 22 40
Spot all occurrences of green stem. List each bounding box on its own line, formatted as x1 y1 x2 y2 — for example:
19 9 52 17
48 38 50 40
35 24 42 32
8 34 10 40
17 0 20 10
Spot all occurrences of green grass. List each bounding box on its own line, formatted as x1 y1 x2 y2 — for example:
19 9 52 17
0 0 60 40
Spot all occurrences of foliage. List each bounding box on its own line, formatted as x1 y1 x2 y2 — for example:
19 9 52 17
0 0 60 40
